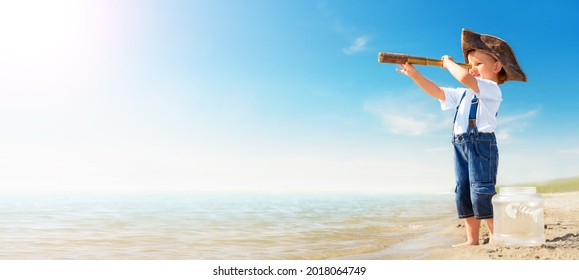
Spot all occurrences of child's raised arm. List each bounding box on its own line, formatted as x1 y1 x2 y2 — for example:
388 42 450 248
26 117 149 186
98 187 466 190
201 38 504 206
397 62 445 101
442 56 479 92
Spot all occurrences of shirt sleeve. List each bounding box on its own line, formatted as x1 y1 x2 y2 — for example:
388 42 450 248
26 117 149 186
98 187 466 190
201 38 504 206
475 78 502 102
439 87 467 111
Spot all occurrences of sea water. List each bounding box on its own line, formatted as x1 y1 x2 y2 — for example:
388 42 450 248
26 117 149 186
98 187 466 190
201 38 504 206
0 192 454 259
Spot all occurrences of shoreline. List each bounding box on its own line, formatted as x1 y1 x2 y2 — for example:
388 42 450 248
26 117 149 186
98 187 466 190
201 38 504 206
335 191 579 260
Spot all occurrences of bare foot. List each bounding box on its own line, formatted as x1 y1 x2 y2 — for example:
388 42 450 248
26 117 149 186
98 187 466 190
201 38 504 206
452 241 479 247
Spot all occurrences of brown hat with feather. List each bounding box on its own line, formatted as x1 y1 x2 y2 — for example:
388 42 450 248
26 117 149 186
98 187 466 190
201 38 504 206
462 28 527 83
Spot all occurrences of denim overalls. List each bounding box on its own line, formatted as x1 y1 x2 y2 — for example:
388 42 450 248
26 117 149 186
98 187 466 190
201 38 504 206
452 92 498 219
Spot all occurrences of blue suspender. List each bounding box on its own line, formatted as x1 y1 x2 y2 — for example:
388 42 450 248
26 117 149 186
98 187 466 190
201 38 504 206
453 91 467 129
469 95 479 127
453 91 479 133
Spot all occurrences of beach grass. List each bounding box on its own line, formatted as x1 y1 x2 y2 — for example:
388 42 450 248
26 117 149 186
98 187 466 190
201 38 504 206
499 176 579 193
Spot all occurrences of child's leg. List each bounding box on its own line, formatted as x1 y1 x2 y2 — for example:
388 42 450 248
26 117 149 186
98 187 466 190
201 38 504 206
452 135 479 247
465 217 482 244
453 216 480 247
486 218 494 243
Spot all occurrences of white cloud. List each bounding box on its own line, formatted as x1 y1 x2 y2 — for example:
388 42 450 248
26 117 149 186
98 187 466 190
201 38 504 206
363 94 449 136
498 107 540 126
343 36 369 54
496 107 540 142
495 129 510 141
317 1 371 55
383 114 432 136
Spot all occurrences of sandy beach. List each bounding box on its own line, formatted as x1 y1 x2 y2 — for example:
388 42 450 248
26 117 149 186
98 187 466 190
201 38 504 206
339 191 579 260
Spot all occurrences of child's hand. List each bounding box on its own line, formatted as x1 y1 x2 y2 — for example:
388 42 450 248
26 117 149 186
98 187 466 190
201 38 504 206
396 62 444 100
396 62 418 78
441 55 454 69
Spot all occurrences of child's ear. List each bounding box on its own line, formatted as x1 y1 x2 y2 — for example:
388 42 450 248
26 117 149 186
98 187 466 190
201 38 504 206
493 61 503 73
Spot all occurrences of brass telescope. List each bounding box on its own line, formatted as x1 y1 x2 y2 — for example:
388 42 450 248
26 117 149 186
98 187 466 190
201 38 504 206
378 52 471 69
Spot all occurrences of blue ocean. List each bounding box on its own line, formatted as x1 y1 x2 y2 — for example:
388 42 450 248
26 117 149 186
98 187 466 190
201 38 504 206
0 192 455 259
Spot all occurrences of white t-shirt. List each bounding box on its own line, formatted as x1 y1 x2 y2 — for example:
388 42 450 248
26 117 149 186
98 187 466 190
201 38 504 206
440 78 502 134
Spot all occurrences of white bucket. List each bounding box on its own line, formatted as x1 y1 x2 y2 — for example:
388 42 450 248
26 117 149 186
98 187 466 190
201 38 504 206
492 187 545 246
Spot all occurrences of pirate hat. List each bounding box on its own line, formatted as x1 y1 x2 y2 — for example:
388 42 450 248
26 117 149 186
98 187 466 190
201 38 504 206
462 28 527 82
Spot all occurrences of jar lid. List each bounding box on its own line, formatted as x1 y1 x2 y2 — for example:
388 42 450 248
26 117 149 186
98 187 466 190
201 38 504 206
499 187 537 194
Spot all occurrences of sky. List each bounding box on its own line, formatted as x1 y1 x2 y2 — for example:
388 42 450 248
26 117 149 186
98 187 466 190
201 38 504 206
0 0 578 193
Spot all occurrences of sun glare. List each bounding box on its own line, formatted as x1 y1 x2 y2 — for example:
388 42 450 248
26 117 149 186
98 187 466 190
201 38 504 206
0 0 129 90
1 1 86 64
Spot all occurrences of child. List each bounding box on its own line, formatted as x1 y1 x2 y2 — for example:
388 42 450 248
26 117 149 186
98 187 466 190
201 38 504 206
396 29 527 246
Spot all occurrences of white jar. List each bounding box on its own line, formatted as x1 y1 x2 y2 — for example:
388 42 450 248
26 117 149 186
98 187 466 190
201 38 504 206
491 187 545 246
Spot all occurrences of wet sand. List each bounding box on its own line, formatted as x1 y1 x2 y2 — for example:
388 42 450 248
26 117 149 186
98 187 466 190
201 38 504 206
337 192 579 260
